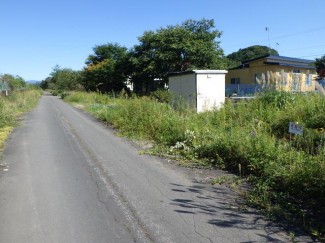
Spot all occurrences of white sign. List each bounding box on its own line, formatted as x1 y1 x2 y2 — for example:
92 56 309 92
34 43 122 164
289 122 303 135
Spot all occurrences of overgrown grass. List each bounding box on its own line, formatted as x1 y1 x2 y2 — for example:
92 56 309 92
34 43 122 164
0 90 42 153
64 90 325 240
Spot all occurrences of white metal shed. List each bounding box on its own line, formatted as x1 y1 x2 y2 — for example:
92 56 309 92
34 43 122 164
168 70 228 112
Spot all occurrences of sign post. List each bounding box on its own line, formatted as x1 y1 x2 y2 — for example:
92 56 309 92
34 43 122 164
289 122 303 135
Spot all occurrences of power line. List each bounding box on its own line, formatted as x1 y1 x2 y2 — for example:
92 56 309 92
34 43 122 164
282 44 325 53
299 52 325 58
301 55 321 58
300 51 325 56
223 25 325 49
271 26 325 41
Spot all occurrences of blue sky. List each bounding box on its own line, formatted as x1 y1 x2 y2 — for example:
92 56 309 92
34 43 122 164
0 0 324 81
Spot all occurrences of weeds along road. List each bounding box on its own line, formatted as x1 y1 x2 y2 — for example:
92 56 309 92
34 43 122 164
0 94 313 243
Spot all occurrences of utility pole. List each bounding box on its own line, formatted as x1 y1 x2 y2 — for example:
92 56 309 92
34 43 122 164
265 27 270 50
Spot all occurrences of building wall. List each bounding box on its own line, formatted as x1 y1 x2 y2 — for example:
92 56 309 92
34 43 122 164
274 67 316 92
226 66 277 85
169 73 197 109
226 62 317 92
196 73 225 112
249 60 265 68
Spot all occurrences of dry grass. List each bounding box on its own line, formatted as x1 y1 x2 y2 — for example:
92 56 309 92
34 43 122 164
0 127 12 153
256 70 314 92
315 80 325 96
0 90 42 157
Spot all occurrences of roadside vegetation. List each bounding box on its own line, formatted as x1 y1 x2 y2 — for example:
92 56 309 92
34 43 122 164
0 90 42 154
62 90 325 240
0 74 27 90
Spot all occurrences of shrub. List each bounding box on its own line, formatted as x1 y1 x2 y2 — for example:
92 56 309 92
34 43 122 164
60 92 70 99
150 89 173 104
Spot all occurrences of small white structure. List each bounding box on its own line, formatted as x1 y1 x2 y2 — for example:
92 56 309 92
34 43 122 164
169 70 228 112
125 79 133 92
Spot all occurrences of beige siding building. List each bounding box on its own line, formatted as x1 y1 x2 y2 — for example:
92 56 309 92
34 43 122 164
226 55 317 92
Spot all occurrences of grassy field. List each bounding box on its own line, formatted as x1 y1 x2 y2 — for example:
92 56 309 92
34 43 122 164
0 90 42 153
63 90 325 240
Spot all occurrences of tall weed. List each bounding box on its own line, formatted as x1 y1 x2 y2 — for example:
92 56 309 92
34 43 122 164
0 90 42 153
0 90 42 128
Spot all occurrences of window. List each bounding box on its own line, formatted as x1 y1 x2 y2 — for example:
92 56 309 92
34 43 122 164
231 78 240 84
278 72 288 86
254 73 262 83
293 69 301 73
254 73 267 84
306 74 313 86
292 73 301 91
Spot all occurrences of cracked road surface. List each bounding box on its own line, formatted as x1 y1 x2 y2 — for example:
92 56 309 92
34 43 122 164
0 95 313 242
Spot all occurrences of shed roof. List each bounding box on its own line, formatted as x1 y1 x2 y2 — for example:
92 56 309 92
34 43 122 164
168 70 228 77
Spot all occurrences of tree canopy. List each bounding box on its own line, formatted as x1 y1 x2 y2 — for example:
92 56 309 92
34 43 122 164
82 43 130 92
0 74 26 90
227 45 279 68
46 65 83 91
130 18 226 90
44 19 230 93
315 55 325 79
39 77 52 90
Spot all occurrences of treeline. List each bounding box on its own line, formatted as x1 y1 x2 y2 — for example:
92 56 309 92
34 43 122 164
40 17 324 93
40 19 225 93
40 19 277 93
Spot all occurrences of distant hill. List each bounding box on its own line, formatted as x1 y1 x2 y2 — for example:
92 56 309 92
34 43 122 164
26 80 41 84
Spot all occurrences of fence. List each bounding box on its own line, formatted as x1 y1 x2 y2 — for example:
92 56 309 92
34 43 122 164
225 84 264 97
227 81 325 98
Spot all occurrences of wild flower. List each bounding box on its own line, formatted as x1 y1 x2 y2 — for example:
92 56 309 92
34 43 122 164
170 141 186 151
170 130 196 152
251 131 257 137
184 130 195 141
315 128 325 134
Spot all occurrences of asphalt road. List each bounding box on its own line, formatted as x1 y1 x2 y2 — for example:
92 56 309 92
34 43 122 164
0 94 313 243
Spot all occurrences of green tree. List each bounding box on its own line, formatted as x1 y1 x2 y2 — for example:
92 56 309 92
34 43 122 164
131 18 226 92
315 55 325 79
227 45 279 68
39 77 52 90
11 76 26 89
0 74 26 90
83 43 131 93
50 65 83 91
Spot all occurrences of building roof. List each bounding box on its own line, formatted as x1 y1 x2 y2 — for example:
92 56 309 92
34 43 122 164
264 62 316 69
242 54 314 64
168 70 228 77
229 54 316 70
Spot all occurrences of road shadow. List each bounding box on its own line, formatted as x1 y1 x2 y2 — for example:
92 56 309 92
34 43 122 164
169 182 314 242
